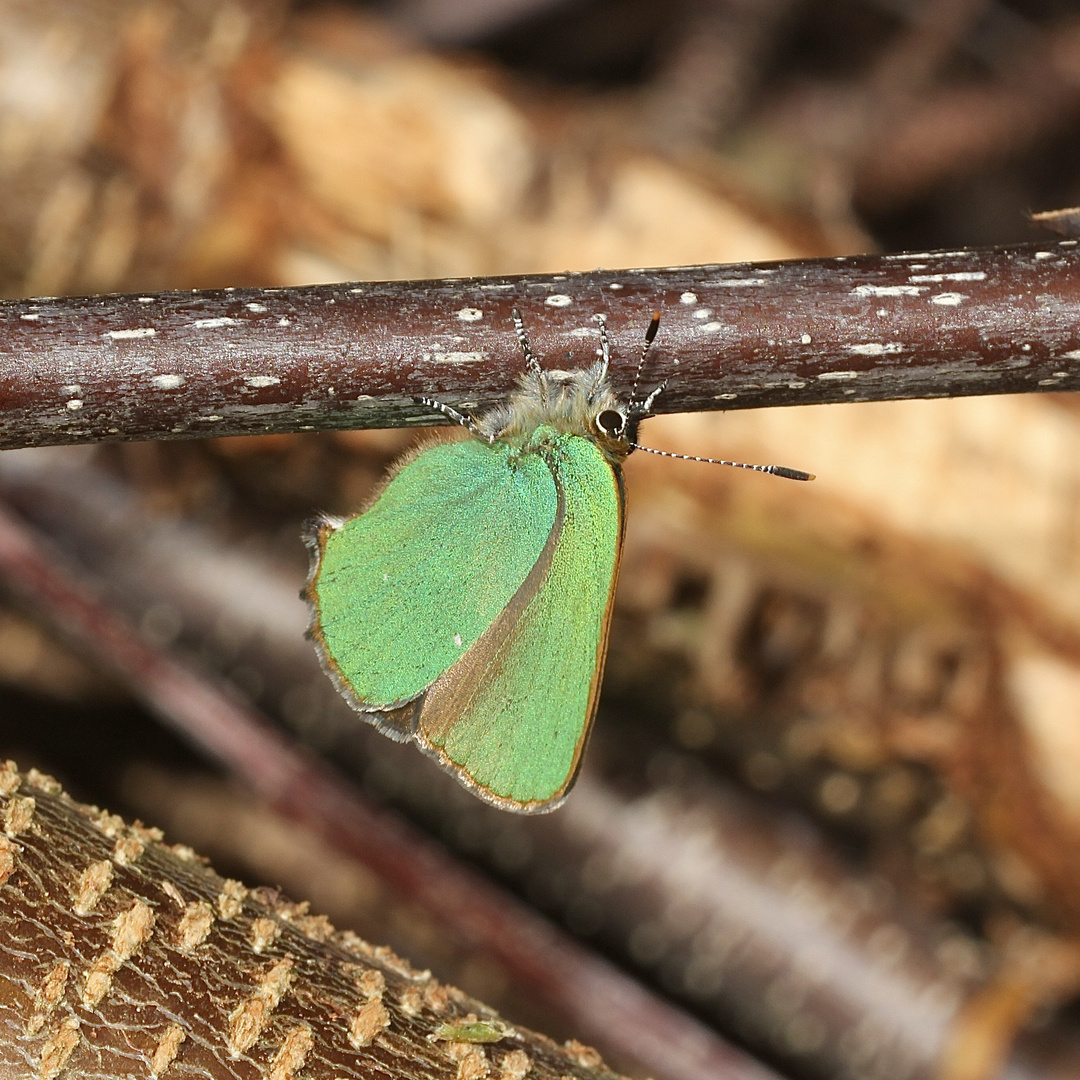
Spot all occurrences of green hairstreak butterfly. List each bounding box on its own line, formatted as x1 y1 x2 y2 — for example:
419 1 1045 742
304 311 811 813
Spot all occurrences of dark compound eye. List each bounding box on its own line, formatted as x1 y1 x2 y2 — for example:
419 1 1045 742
596 409 626 437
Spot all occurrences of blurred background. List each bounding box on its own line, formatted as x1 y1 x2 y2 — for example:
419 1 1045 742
5 2 1080 1078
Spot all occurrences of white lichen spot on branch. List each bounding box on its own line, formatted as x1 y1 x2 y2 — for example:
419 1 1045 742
217 878 248 919
39 1016 80 1080
150 1023 186 1077
0 837 15 886
82 900 156 1007
176 900 215 950
269 1024 315 1080
853 284 926 298
105 327 156 339
26 960 69 1036
846 343 903 356
112 833 145 866
250 916 281 952
908 271 986 283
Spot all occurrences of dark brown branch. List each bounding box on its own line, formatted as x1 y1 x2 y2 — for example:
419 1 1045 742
132 767 1080 1080
3 242 1080 450
0 494 779 1080
0 759 623 1080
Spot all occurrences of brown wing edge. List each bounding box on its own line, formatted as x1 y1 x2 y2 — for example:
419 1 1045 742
301 513 421 742
411 458 627 815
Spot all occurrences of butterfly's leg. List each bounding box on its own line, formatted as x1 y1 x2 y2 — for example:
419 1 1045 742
413 396 495 443
511 309 544 379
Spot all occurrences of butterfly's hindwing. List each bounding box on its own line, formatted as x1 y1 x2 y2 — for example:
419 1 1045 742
416 433 625 812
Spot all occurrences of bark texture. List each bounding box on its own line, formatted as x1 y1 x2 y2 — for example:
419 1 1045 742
2 242 1080 449
0 760 621 1080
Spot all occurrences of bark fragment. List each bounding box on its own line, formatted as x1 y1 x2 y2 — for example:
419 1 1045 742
0 760 628 1080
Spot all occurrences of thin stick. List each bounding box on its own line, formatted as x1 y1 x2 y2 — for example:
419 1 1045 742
1 242 1079 450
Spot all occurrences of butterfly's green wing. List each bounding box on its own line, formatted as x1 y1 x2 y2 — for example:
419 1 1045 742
415 433 624 811
307 438 559 712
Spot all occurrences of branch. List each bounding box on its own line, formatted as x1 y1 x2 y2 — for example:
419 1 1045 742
3 241 1080 450
0 759 624 1080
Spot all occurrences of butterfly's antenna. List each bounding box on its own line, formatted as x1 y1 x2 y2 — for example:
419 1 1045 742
624 309 812 480
629 442 815 481
593 313 612 381
629 310 663 413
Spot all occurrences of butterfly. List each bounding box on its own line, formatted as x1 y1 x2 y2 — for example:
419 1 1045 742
304 311 810 812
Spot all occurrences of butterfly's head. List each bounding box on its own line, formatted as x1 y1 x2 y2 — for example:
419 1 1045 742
478 360 631 460
584 309 660 460
476 309 661 462
588 398 640 461
423 309 812 479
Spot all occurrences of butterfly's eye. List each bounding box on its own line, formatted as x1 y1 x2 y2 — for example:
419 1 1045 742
596 409 626 438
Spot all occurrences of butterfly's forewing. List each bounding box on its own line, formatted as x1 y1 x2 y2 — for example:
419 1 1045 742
307 438 558 713
415 434 625 812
